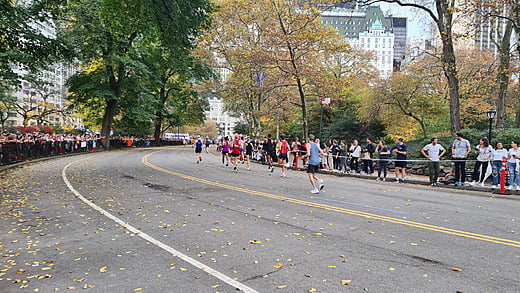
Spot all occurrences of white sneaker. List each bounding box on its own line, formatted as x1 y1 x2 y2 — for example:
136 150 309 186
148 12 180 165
479 183 485 187
492 185 497 189
470 182 476 186
516 186 520 191
310 189 319 194
318 179 324 190
508 185 514 190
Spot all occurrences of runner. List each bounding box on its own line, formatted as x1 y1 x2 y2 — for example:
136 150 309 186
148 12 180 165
245 137 254 171
264 134 275 172
230 134 242 172
221 136 230 167
239 136 245 164
205 136 211 153
304 134 324 194
194 135 203 164
278 135 290 177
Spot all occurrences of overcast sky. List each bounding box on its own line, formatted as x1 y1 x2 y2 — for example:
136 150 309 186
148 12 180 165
378 2 432 38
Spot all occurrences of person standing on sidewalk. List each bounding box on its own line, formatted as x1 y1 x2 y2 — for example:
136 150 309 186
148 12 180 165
491 142 508 188
339 140 348 173
376 140 391 181
362 138 376 175
349 140 361 174
421 137 446 186
507 141 520 190
393 137 408 184
304 134 324 194
451 133 471 186
470 137 492 187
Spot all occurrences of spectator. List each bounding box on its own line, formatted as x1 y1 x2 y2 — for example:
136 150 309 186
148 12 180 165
349 140 361 174
470 137 492 187
491 142 508 188
376 140 391 181
421 137 446 186
339 140 348 173
362 138 376 175
451 132 471 186
507 141 520 191
331 139 341 170
393 137 407 184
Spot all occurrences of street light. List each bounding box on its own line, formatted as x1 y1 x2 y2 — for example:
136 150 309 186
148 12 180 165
486 109 496 145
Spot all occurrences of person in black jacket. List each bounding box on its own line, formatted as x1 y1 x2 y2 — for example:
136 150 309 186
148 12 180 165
362 138 376 175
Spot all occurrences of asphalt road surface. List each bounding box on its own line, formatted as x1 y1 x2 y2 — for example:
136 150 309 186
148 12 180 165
1 146 519 293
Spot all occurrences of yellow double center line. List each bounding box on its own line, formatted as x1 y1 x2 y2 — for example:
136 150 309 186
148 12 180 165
143 151 520 248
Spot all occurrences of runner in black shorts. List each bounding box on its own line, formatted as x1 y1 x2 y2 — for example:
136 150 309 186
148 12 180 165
245 137 254 171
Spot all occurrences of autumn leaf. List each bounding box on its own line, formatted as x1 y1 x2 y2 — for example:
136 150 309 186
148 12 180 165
249 240 262 244
451 268 462 271
99 266 108 273
277 285 288 289
273 263 283 269
341 280 352 285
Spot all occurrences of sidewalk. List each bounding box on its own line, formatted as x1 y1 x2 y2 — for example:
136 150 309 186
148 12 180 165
284 163 520 196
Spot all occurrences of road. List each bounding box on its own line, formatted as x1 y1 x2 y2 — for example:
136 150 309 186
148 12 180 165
1 146 519 292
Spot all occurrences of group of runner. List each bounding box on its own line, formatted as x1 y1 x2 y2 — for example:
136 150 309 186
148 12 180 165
194 133 325 194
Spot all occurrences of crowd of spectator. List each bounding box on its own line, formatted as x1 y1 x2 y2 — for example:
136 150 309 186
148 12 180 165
0 131 163 165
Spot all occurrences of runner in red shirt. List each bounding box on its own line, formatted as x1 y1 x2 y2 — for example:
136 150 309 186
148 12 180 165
230 134 242 172
278 135 289 178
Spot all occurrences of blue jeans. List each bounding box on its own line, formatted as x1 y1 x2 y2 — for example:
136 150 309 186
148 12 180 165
491 161 502 186
508 162 520 186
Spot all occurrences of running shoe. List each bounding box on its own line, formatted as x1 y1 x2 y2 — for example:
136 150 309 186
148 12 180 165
454 181 460 186
376 177 381 181
226 163 229 166
310 189 319 194
394 178 400 183
196 161 199 164
233 166 238 172
280 173 286 178
399 179 404 184
516 186 520 191
318 179 324 190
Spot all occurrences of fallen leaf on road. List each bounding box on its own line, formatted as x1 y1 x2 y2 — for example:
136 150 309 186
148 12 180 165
451 268 462 271
341 280 352 285
277 285 288 289
99 266 108 273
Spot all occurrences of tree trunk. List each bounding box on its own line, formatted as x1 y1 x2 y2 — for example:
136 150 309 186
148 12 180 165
437 6 461 135
495 20 513 130
101 98 118 149
153 87 167 146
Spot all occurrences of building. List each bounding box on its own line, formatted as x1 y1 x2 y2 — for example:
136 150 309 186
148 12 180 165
321 2 407 78
5 18 82 130
206 96 240 137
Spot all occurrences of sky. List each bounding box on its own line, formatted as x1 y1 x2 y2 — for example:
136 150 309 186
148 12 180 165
378 2 432 38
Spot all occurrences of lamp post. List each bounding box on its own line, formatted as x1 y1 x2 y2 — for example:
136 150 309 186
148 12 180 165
487 109 496 145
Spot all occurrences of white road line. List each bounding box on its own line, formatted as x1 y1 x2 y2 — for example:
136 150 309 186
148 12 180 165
62 161 258 293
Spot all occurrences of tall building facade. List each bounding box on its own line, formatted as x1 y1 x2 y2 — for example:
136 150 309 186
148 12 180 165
321 2 407 78
5 19 82 130
206 96 240 137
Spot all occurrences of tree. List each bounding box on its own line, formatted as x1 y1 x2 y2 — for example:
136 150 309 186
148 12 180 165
462 0 515 130
60 0 213 148
357 0 463 134
200 0 359 139
0 0 69 88
0 94 15 129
